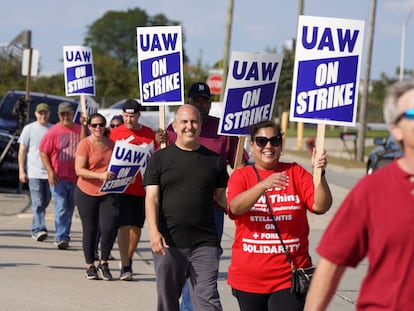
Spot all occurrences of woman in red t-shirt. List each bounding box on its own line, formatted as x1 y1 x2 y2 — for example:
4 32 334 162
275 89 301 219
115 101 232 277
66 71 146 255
227 120 332 311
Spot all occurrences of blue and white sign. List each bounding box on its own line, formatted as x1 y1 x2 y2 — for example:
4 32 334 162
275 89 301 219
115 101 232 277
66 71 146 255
218 51 283 136
290 16 365 126
63 46 95 96
100 140 153 193
137 26 184 106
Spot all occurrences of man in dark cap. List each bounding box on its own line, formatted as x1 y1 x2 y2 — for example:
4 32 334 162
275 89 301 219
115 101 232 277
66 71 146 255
39 102 85 250
109 98 157 281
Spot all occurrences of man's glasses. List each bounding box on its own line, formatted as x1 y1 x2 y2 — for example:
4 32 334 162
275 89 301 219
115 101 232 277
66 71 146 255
110 123 122 128
255 136 282 148
90 122 105 128
394 108 414 124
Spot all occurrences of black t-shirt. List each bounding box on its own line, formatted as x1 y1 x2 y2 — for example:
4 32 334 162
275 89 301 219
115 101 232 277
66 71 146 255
143 144 229 248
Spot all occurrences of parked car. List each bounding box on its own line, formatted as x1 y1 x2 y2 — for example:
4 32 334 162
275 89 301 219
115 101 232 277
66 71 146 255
98 99 175 131
366 135 403 174
0 90 79 183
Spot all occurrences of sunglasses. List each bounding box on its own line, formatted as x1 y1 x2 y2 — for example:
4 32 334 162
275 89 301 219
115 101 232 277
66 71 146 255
90 122 105 128
255 136 282 148
394 108 414 124
110 123 122 128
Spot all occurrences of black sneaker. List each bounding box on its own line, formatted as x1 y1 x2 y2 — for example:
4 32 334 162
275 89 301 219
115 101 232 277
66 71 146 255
120 266 133 281
97 262 112 281
55 240 69 250
129 258 133 273
32 231 48 242
85 266 98 280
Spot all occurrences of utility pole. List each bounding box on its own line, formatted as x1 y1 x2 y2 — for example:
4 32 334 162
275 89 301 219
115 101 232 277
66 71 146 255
399 7 413 81
220 0 234 101
296 0 305 150
356 0 377 162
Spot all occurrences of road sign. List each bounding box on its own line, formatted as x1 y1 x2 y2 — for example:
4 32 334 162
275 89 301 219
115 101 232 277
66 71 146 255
207 74 222 95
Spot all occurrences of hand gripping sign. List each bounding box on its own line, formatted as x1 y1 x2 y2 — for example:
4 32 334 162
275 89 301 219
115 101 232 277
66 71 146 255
100 140 153 193
290 15 365 184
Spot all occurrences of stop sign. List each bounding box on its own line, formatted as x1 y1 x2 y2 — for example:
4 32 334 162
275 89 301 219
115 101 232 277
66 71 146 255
206 74 222 95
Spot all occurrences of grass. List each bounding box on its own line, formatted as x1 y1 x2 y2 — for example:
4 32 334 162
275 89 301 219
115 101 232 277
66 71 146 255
285 149 367 169
282 125 383 170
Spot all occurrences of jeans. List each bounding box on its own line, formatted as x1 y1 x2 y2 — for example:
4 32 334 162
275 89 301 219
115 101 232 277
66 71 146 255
50 180 76 242
28 179 51 236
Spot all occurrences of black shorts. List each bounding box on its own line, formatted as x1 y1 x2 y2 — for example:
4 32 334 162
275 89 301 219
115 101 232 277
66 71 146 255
117 194 145 227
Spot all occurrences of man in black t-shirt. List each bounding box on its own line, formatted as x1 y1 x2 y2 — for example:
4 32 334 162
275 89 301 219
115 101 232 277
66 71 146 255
143 104 228 311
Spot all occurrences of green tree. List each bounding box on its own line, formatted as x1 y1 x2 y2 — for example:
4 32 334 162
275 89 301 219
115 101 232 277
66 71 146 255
83 8 183 68
0 56 26 95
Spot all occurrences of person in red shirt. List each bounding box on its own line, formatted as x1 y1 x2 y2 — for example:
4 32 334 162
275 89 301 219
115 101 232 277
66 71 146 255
227 120 332 311
109 99 157 281
305 80 414 311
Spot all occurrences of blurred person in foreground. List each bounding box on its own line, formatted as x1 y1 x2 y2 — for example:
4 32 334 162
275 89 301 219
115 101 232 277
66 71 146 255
109 99 157 281
39 102 86 250
75 113 118 281
144 104 228 311
305 80 414 310
156 82 248 311
227 120 332 311
18 103 52 241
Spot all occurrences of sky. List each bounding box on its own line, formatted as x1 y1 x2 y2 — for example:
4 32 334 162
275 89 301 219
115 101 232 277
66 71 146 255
1 0 414 80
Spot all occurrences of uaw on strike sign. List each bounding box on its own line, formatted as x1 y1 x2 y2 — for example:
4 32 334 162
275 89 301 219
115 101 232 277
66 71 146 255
290 16 365 126
218 51 283 136
137 26 184 105
63 46 95 96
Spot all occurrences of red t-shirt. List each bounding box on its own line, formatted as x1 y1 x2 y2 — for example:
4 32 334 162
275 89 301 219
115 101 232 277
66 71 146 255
227 163 315 293
39 123 81 183
317 161 414 310
109 124 156 197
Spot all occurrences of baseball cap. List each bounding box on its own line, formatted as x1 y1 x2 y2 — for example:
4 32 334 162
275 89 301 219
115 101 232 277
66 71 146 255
35 103 49 112
122 99 141 114
58 102 74 114
188 82 211 100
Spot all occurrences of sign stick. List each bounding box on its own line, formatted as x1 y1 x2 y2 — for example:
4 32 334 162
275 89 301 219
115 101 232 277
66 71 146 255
234 136 246 169
80 95 87 117
159 105 166 149
313 123 326 186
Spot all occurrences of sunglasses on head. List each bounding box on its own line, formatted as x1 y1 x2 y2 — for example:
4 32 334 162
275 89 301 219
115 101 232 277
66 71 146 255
394 108 414 124
90 122 105 128
255 136 282 148
110 123 122 128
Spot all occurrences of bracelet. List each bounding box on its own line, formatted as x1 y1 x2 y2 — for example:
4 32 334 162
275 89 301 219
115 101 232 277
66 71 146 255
321 169 326 177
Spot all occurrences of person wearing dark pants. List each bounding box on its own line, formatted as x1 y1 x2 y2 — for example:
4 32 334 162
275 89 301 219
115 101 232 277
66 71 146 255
144 105 228 311
75 113 118 280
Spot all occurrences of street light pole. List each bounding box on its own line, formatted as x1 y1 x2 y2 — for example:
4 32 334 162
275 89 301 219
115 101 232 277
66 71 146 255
399 7 413 81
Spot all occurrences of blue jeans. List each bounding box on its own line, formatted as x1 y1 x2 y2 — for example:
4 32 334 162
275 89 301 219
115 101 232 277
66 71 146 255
50 180 76 242
28 179 51 236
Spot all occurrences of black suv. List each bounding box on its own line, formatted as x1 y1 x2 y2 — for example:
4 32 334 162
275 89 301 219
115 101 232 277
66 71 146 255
0 90 78 183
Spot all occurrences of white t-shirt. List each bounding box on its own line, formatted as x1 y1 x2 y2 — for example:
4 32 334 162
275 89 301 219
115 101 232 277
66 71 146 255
18 121 52 179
